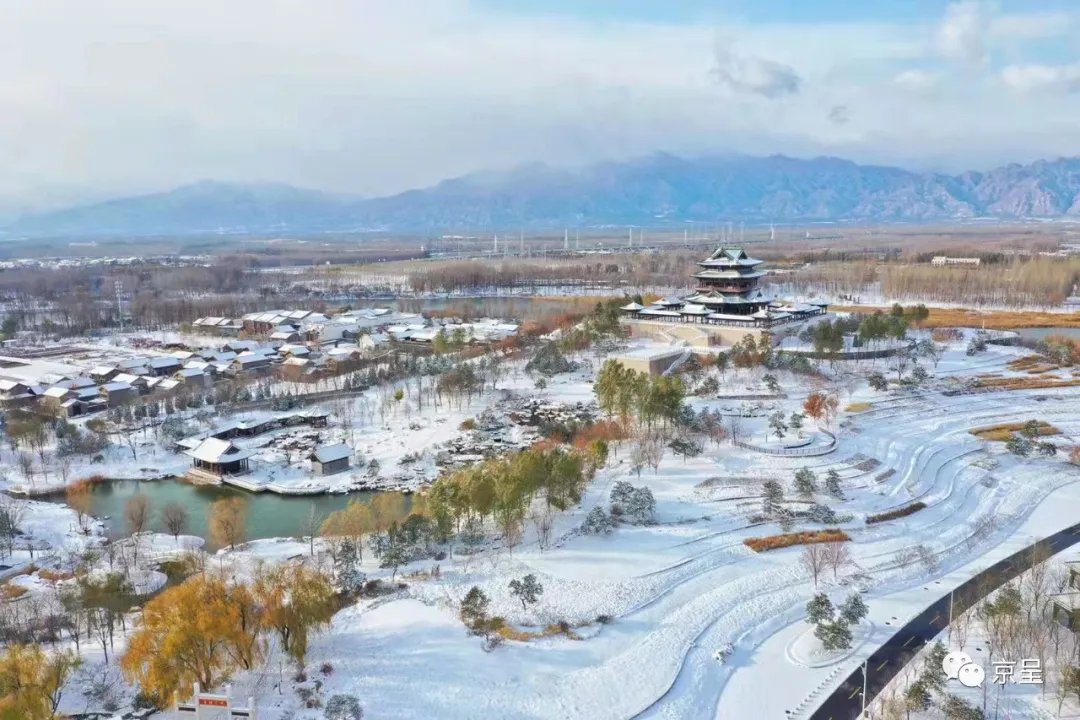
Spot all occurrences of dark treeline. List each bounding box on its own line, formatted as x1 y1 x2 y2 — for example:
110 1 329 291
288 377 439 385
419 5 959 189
0 259 314 335
406 253 709 294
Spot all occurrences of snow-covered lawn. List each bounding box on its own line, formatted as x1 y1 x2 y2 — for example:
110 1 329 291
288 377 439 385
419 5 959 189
11 334 1080 720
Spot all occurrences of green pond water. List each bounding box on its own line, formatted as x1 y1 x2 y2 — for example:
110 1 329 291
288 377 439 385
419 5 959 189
75 479 395 548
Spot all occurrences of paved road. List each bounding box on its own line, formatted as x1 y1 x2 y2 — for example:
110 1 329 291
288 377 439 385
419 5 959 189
810 521 1080 720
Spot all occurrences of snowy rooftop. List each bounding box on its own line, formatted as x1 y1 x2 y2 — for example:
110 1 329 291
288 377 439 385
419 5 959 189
184 438 252 463
310 443 352 464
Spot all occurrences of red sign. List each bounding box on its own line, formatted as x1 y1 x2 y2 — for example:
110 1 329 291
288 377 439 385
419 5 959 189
198 697 229 707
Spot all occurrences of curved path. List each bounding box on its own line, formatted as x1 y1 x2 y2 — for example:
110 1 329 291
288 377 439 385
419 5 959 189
810 521 1080 720
636 386 1080 720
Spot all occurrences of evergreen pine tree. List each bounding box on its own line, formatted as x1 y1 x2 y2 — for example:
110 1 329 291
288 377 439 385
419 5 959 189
794 467 818 499
824 469 844 500
762 480 784 516
805 593 834 625
839 593 868 625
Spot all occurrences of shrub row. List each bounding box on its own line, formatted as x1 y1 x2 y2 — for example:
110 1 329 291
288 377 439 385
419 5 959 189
865 501 927 525
743 529 850 553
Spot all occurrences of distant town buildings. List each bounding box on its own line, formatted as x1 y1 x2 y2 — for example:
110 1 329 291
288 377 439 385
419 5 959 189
0 305 521 419
930 256 981 267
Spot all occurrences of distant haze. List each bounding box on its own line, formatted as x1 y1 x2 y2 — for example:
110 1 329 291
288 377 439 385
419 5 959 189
6 153 1080 238
3 1 1080 211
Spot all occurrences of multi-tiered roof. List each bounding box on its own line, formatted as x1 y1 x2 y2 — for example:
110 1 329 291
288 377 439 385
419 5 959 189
620 245 827 327
683 247 772 316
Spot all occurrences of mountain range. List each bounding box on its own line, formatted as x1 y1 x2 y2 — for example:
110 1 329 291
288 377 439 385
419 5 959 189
5 154 1080 239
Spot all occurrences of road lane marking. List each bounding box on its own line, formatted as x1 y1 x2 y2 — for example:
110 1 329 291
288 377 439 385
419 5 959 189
876 660 888 672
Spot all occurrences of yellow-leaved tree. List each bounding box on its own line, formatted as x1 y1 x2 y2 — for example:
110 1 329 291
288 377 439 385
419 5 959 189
254 564 337 666
0 643 81 720
121 572 265 703
370 492 408 534
209 497 249 550
320 500 374 561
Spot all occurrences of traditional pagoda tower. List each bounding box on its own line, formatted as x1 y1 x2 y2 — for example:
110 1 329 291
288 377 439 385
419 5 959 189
620 244 825 330
685 246 771 316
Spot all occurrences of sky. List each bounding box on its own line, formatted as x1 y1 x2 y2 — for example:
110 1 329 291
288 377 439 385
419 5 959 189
2 0 1079 209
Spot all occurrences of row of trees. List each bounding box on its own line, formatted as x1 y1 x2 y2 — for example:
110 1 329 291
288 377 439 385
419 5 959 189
424 446 598 551
594 360 685 429
876 548 1080 719
121 566 337 705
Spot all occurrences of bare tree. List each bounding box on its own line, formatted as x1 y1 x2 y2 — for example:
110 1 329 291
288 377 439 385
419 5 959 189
950 602 974 651
17 451 34 485
161 501 189 543
822 541 852 581
639 432 666 473
0 499 26 559
303 505 323 557
727 414 744 446
124 494 152 563
124 495 151 537
800 544 828 589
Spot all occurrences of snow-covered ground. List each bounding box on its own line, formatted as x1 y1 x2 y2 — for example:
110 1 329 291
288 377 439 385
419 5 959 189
10 332 1080 720
132 337 1075 719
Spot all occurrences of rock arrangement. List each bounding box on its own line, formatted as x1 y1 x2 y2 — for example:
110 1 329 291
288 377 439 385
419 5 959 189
504 397 597 427
435 396 598 468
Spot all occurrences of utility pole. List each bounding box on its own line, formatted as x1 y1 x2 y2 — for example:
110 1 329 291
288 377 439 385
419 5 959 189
564 228 569 252
628 227 633 249
861 658 869 717
115 280 124 333
947 589 954 644
493 233 498 255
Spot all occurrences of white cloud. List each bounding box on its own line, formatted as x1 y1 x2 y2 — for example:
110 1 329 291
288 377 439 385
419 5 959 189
1001 63 1080 94
711 45 801 99
936 1 989 65
0 0 1079 204
893 69 942 93
990 11 1076 41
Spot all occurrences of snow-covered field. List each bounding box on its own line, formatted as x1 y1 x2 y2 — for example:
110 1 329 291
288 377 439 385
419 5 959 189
8 332 1080 720
182 338 1080 718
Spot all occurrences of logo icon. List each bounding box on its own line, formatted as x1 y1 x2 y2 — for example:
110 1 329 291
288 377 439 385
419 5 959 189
942 651 973 680
957 662 985 688
942 653 1043 687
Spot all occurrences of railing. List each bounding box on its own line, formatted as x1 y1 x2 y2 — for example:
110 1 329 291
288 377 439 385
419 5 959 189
734 430 837 457
625 306 826 329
